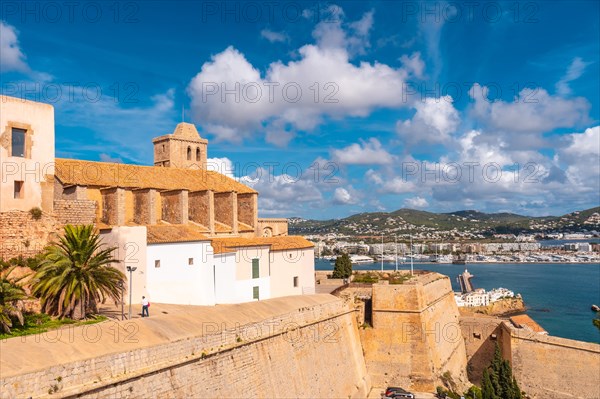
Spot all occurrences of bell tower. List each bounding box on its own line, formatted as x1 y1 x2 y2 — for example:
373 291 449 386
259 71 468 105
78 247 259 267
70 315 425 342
152 122 208 169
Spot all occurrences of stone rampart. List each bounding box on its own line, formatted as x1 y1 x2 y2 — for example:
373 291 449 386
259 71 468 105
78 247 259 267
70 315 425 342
502 322 600 399
360 273 469 393
0 295 370 399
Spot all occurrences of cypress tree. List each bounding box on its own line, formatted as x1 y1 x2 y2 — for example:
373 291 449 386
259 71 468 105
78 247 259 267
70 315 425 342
481 368 495 399
499 360 513 398
512 377 522 399
332 253 352 279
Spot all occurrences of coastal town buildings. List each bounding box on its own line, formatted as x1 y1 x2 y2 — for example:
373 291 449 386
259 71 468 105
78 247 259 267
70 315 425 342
0 95 315 306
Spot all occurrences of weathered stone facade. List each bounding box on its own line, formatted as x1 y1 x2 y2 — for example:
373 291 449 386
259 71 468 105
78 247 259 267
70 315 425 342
188 190 213 231
133 189 157 225
101 187 125 225
161 189 188 224
0 210 62 260
258 218 289 237
53 199 97 226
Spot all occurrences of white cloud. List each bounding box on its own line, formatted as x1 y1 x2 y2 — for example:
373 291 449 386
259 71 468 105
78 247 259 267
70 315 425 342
469 83 590 135
331 138 393 165
206 157 235 178
404 196 429 208
561 126 600 157
400 52 425 79
260 29 289 43
396 96 460 145
556 57 589 96
558 126 600 189
0 21 28 73
187 8 411 145
240 167 324 216
333 187 355 204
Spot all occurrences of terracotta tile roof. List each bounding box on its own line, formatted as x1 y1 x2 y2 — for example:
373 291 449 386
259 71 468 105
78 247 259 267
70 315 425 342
55 158 256 194
147 225 208 244
211 236 314 253
510 315 547 334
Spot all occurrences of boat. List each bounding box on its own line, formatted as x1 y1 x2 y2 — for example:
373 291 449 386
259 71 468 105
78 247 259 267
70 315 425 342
452 257 466 265
350 255 375 264
592 304 600 312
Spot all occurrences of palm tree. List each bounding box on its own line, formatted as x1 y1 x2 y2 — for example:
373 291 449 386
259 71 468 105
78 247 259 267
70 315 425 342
32 225 125 319
0 264 28 333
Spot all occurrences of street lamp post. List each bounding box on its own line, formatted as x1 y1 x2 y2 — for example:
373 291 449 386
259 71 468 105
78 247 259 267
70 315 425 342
118 280 124 321
126 266 137 319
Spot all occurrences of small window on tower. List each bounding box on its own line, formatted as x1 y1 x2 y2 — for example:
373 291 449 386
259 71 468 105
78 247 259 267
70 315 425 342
188 258 194 265
196 147 201 161
14 181 24 199
187 146 192 160
11 128 26 158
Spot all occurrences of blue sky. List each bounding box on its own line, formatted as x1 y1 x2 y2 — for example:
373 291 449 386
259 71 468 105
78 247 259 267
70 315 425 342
1 1 599 219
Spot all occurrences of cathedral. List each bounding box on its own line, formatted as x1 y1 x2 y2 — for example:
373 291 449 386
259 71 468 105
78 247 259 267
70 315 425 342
0 95 315 305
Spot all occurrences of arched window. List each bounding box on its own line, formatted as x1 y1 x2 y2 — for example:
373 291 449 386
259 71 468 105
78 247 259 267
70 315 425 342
196 147 201 161
187 146 192 160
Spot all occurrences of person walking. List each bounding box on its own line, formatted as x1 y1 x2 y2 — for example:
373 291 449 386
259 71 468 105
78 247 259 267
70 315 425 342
141 296 149 317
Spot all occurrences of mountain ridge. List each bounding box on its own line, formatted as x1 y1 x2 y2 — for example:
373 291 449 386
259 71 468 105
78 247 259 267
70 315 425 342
288 206 600 236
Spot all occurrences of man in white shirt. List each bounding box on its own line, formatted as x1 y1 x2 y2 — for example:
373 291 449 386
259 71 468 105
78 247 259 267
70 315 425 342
141 296 149 317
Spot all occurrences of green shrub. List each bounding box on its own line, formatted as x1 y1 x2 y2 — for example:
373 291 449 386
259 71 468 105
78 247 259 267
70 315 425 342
29 207 43 220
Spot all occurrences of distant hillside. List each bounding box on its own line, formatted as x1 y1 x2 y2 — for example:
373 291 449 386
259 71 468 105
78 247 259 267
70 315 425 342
288 207 600 237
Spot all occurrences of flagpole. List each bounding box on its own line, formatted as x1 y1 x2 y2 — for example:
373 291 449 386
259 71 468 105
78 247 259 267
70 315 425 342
410 234 414 276
395 234 398 272
381 234 384 272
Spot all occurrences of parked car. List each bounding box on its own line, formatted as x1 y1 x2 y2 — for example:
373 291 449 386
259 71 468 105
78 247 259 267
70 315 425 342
382 386 415 398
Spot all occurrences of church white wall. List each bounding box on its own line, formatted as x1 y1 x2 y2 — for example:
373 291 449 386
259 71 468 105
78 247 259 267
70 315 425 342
270 247 316 297
215 251 271 303
146 241 216 306
100 226 148 306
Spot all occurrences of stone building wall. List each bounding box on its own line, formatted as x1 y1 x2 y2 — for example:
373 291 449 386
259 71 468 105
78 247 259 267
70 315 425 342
53 199 97 226
237 193 256 227
133 189 156 225
161 190 188 224
459 315 503 384
0 295 370 399
0 210 62 260
101 187 124 225
189 190 212 228
360 273 470 393
214 191 234 227
257 218 288 237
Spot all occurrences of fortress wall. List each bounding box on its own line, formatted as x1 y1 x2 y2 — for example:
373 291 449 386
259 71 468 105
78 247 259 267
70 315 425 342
502 323 600 399
360 274 469 393
0 295 370 399
459 316 504 384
